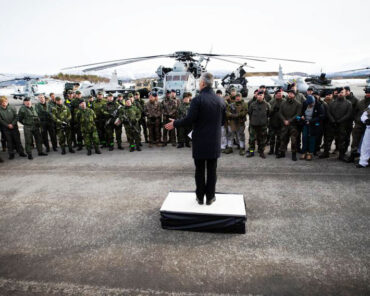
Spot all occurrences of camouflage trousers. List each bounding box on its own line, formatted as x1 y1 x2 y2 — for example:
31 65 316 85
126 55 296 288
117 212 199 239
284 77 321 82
323 122 348 154
147 117 161 144
82 128 99 149
57 127 72 149
268 126 282 151
248 125 267 153
279 125 299 153
23 125 43 154
124 123 140 146
350 122 365 154
95 118 106 146
228 125 245 148
106 124 121 147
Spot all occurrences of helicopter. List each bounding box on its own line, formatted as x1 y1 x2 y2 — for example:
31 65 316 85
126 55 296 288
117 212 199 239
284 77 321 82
63 51 314 99
221 63 251 97
0 76 44 100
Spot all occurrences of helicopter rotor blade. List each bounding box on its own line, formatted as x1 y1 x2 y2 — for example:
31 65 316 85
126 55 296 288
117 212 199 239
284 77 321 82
205 56 255 68
62 54 173 70
337 67 370 73
81 56 169 72
199 53 314 64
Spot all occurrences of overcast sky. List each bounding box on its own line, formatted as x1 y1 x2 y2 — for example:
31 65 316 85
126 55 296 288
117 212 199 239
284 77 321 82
1 0 369 77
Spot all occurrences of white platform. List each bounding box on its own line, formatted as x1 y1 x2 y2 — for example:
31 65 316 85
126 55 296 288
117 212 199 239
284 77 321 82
160 191 246 217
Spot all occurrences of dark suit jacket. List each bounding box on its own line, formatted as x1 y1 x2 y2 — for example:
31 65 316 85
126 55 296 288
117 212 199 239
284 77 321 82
174 87 225 159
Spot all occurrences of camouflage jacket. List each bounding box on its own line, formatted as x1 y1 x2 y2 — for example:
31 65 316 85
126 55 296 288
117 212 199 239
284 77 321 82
35 102 53 122
65 98 80 114
226 100 248 122
177 101 191 119
102 101 119 118
76 108 96 133
92 99 107 118
18 105 40 127
161 98 177 118
134 99 145 113
52 104 72 127
120 105 141 123
144 101 162 118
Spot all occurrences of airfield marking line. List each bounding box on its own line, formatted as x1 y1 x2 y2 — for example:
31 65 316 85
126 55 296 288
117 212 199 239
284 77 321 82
0 168 368 177
0 277 251 296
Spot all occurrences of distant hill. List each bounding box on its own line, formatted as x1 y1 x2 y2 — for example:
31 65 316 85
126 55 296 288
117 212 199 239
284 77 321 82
49 73 110 83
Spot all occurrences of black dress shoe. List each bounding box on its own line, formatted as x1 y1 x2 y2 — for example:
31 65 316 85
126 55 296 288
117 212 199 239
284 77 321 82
196 197 204 205
19 152 27 157
177 143 184 148
206 197 216 205
69 148 75 153
28 154 33 160
136 146 141 151
53 147 58 152
9 154 15 160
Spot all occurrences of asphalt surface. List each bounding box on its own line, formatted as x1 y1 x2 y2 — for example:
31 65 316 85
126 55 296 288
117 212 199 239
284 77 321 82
0 84 369 296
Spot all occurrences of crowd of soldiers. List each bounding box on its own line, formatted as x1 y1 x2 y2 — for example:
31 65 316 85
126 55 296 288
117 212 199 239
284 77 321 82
220 83 370 168
0 88 192 161
0 82 369 168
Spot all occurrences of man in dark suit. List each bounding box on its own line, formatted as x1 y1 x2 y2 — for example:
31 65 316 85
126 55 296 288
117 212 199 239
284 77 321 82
165 73 226 205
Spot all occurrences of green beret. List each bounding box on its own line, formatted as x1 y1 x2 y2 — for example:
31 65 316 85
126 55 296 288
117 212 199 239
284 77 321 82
97 91 103 95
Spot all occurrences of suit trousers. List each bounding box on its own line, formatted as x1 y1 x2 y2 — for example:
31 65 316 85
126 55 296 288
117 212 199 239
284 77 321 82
194 158 217 201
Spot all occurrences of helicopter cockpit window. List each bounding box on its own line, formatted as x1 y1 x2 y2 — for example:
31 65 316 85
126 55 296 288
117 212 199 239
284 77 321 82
181 75 188 81
173 75 180 81
166 76 173 81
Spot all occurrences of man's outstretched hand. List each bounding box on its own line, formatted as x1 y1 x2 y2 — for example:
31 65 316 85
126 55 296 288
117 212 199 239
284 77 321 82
165 118 175 130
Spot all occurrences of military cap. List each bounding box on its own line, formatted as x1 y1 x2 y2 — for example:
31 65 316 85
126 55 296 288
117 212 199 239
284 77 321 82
325 90 333 95
67 90 73 94
171 89 176 93
97 91 103 95
274 89 281 94
106 93 113 97
312 90 319 96
236 92 242 97
287 89 295 94
128 93 133 98
55 96 62 101
307 87 314 91
216 89 223 95
259 85 266 88
75 90 81 95
166 90 171 94
344 86 351 91
23 97 31 102
117 94 123 97
254 89 259 94
230 87 236 91
87 95 93 99
336 87 344 93
152 92 158 97
134 91 140 95
78 99 85 105
257 91 264 95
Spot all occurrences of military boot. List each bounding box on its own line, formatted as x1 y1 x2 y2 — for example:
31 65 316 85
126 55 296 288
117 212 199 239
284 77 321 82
259 151 266 159
87 148 92 156
9 153 15 160
177 143 184 148
338 152 346 161
130 145 135 152
28 153 33 160
185 141 191 148
239 149 246 156
38 152 48 156
292 152 297 161
69 147 75 153
109 146 114 151
224 147 233 154
344 152 355 163
94 145 101 154
268 146 274 155
276 151 285 158
46 146 50 153
246 150 254 158
77 145 83 151
117 144 124 150
0 157 3 163
61 147 66 155
136 145 141 151
319 151 329 159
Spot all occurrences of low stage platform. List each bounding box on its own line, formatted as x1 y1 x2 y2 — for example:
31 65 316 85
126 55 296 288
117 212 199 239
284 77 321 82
160 191 247 234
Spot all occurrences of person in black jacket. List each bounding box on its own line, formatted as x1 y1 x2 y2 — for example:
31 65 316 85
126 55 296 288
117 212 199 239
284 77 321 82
299 95 325 160
165 73 226 205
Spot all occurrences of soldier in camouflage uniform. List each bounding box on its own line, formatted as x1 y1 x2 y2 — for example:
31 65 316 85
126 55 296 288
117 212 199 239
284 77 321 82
102 93 121 151
75 100 101 155
0 96 26 159
52 97 75 155
92 91 107 147
35 94 58 152
144 92 162 147
161 90 178 146
86 95 94 109
247 91 270 158
268 89 285 155
64 90 80 148
134 91 148 144
120 99 141 152
176 92 192 148
225 93 248 155
277 89 302 161
18 98 48 159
